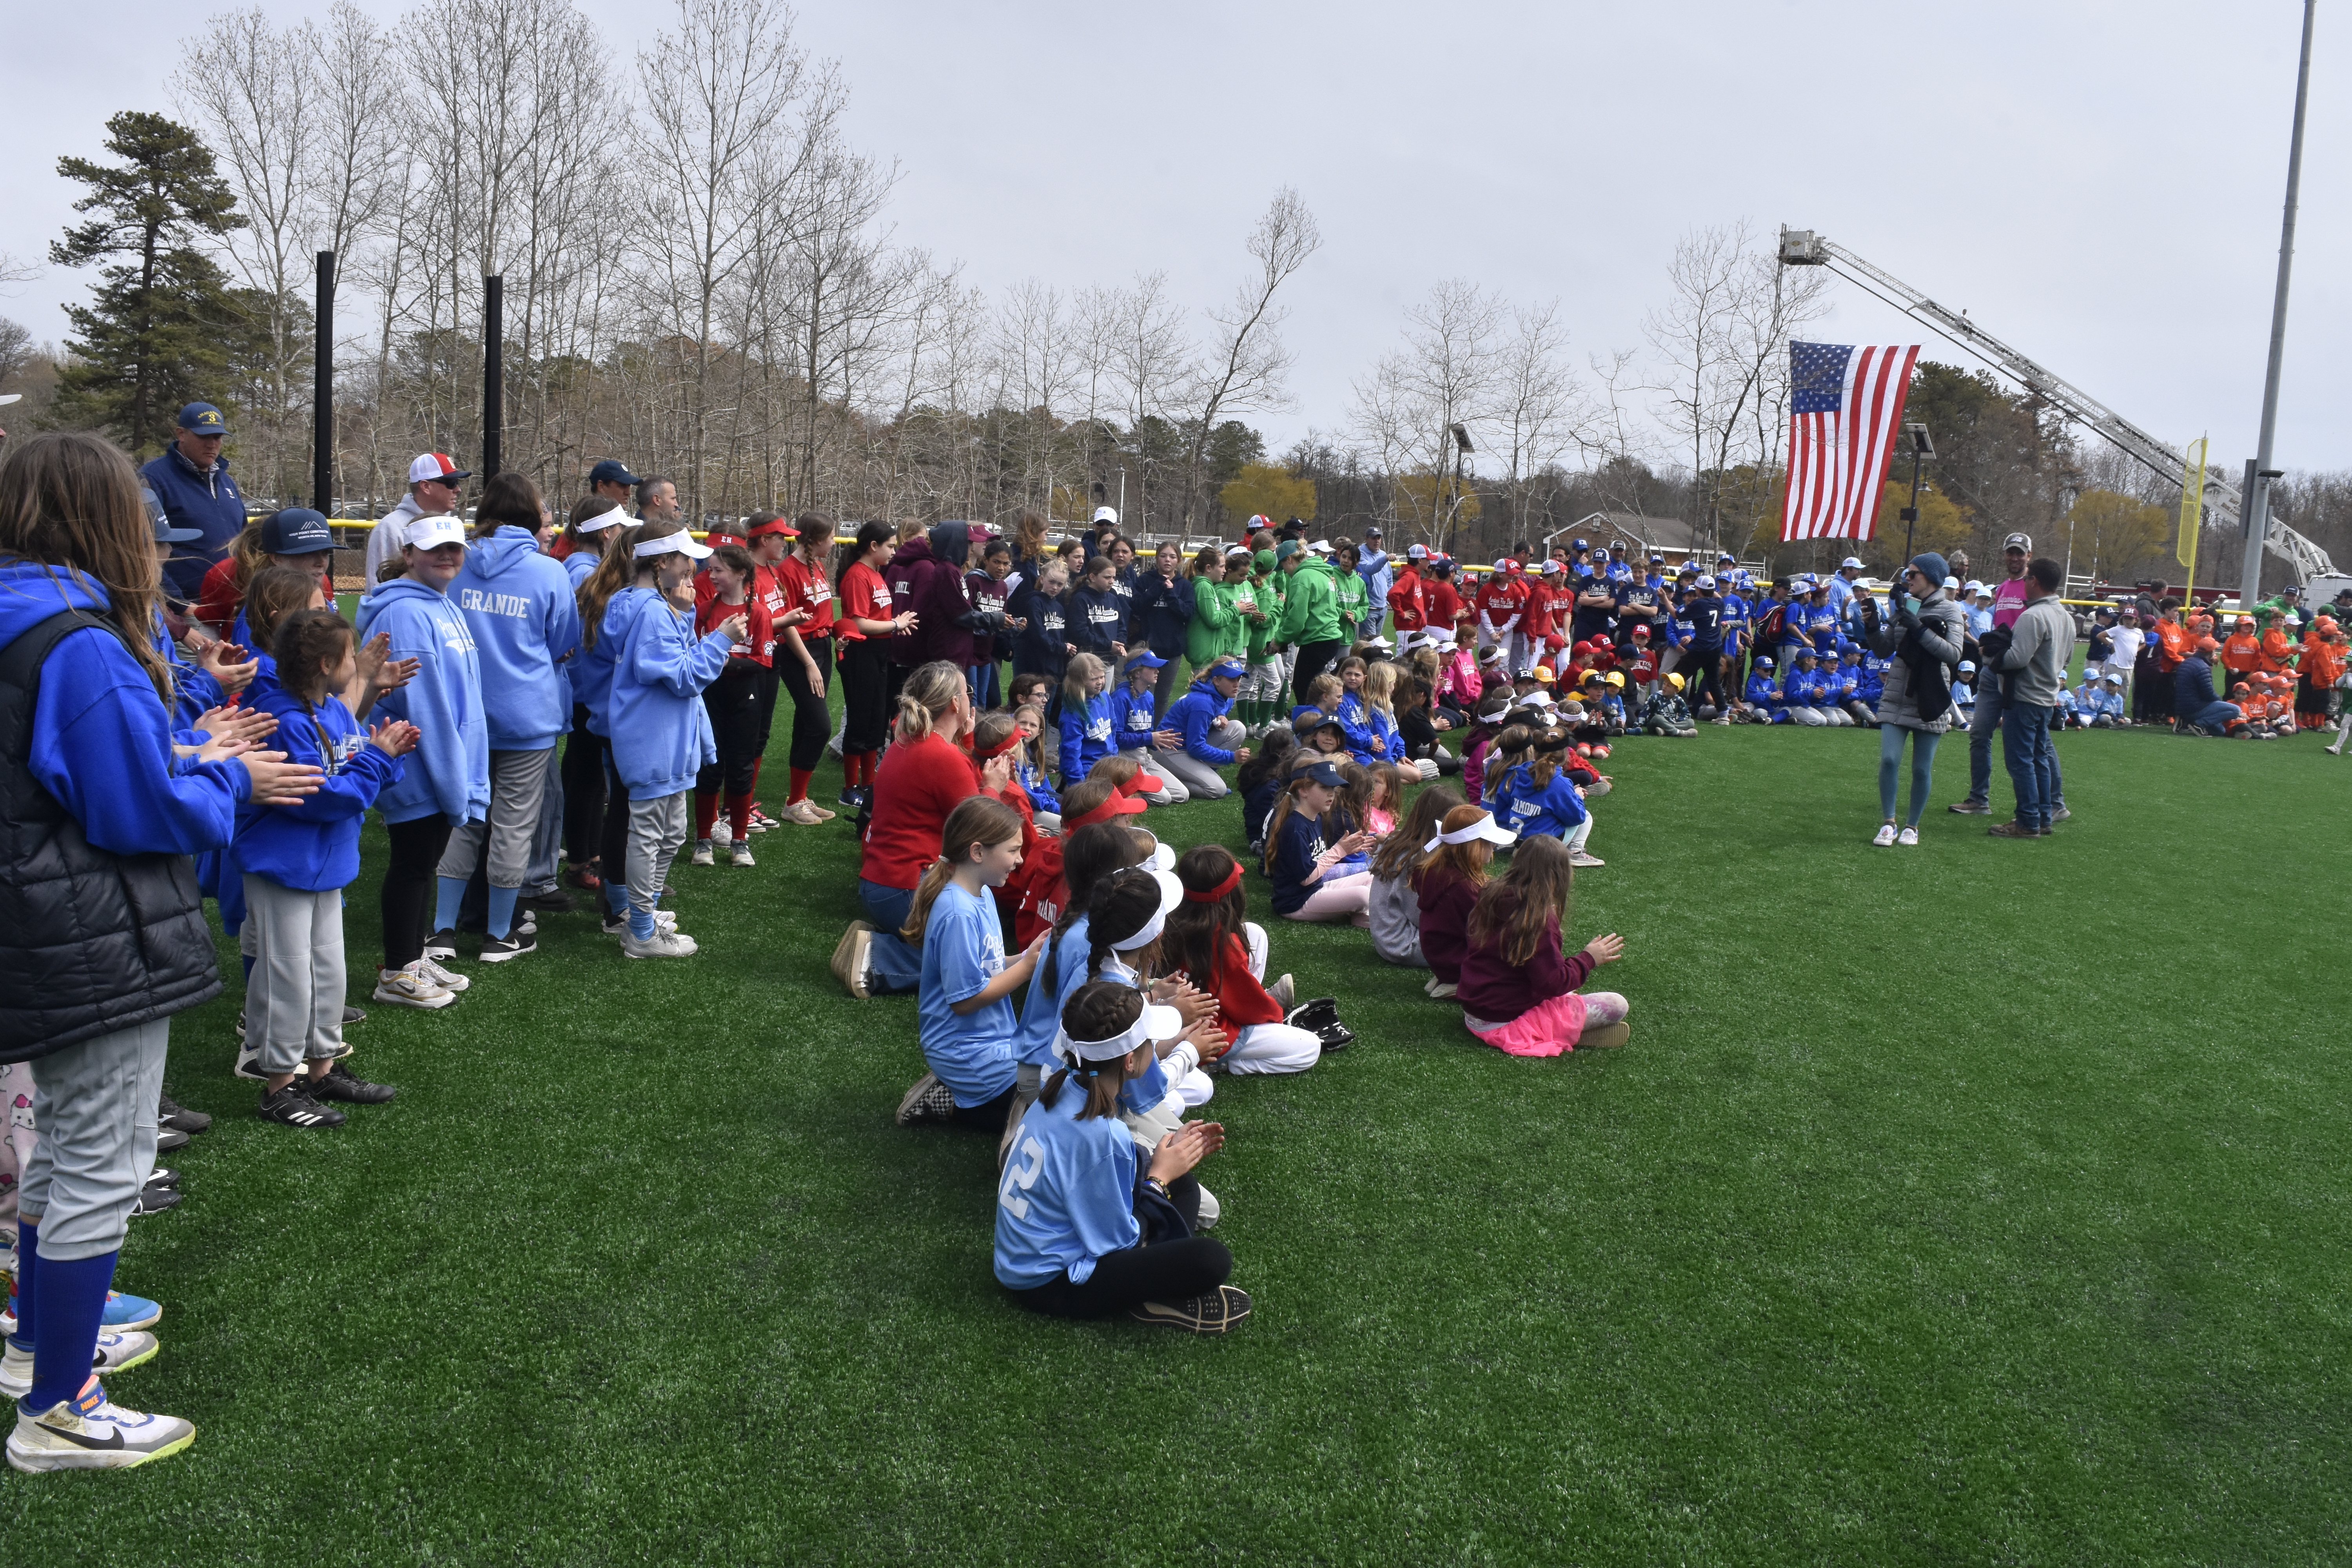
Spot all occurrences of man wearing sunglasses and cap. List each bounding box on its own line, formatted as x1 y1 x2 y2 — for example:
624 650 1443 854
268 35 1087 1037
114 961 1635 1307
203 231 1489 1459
363 453 472 597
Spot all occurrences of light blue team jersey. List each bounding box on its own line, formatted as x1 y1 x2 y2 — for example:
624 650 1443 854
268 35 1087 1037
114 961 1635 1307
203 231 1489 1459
993 1082 1140 1288
916 882 1019 1107
1013 916 1094 1071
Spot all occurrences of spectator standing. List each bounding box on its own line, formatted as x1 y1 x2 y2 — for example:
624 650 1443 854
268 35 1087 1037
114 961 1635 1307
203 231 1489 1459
138 402 245 601
1355 528 1392 641
1862 554 1965 846
1952 532 2067 823
362 454 470 596
1273 543 1346 704
1982 557 2071 838
1131 543 1196 720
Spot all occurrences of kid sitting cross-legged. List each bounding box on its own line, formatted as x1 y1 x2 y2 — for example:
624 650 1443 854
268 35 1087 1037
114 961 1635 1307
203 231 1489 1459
1455 834 1629 1057
1162 846 1324 1075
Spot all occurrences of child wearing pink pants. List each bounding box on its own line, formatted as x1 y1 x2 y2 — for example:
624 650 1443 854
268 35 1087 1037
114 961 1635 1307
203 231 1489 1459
1453 835 1630 1056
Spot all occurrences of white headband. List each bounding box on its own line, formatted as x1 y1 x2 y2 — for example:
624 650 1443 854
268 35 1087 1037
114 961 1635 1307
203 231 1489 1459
1425 811 1517 852
575 510 627 534
1056 1001 1184 1062
1107 869 1183 951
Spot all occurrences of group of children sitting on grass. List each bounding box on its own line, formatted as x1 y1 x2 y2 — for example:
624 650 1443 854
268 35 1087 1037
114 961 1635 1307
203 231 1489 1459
831 633 1632 1338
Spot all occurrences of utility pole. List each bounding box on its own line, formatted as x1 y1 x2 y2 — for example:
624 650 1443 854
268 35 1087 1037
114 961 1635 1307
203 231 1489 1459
2238 0 2318 608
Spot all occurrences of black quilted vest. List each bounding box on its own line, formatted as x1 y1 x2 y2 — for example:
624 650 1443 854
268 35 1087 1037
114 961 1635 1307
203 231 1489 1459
0 610 222 1062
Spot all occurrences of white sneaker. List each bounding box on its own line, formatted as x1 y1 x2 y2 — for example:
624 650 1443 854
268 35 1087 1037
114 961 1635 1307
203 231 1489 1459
1897 826 1919 846
416 955 470 994
710 818 732 849
730 843 755 868
1569 852 1604 868
0 1330 159 1399
1872 823 1897 847
7 1380 194 1471
690 846 714 867
621 928 699 959
372 964 453 1010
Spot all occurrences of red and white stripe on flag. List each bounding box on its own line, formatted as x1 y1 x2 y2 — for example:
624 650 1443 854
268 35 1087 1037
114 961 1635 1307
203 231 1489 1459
1779 343 1920 543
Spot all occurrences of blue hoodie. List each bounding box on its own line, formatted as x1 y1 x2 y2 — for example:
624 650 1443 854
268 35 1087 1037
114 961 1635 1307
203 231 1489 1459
1744 668 1786 717
0 561 247 857
604 587 731 799
1059 690 1114 784
1490 760 1587 840
352 577 490 826
564 548 603 593
231 686 404 891
1110 680 1161 751
1164 677 1240 766
1334 690 1383 764
152 612 223 730
451 527 581 750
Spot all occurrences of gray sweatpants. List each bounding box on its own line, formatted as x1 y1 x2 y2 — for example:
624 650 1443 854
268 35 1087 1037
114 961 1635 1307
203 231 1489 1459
626 791 690 929
242 874 346 1074
523 744 564 895
18 1020 167 1259
438 745 554 889
1157 720 1249 799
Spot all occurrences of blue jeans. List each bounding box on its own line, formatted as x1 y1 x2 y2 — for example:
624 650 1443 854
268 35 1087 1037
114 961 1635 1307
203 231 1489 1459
857 879 923 995
1969 679 2065 809
2183 699 2242 733
2000 701 2057 832
966 662 1000 709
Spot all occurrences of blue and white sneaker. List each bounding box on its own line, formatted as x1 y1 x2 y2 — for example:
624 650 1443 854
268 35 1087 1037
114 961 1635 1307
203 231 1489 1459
0 1330 159 1400
7 1377 193 1471
0 1287 151 1338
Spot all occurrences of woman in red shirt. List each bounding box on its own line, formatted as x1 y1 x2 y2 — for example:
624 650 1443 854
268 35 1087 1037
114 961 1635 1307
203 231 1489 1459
834 520 915 808
835 661 980 998
772 513 839 824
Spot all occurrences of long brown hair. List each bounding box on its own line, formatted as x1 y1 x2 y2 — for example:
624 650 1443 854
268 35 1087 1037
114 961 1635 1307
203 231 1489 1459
1035 820 1149 1000
1373 782 1461 881
576 522 641 648
0 432 172 700
900 795 1023 943
1162 844 1246 991
474 471 544 537
1465 833 1573 969
244 563 325 655
563 495 622 553
1036 980 1142 1121
1416 802 1499 895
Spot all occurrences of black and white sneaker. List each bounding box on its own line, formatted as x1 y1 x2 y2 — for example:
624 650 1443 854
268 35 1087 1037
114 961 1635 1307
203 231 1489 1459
519 888 574 915
257 1083 345 1128
158 1092 211 1134
1129 1285 1252 1334
342 1004 367 1027
232 1041 267 1081
154 1127 189 1154
129 1185 182 1216
305 1060 396 1105
479 930 536 962
423 929 459 960
146 1165 181 1190
894 1073 959 1127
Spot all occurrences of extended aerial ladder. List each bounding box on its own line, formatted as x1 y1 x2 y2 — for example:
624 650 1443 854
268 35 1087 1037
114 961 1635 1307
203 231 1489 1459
1777 227 2338 581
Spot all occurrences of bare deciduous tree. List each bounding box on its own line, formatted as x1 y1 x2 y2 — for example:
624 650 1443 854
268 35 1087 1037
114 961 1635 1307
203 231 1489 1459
1175 188 1320 528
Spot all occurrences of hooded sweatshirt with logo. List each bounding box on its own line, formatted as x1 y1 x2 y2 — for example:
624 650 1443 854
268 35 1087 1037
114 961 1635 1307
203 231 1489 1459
604 586 732 799
353 576 490 825
1163 674 1242 766
450 526 581 750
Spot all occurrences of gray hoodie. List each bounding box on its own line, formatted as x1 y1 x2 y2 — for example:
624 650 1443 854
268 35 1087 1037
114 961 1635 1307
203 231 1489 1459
1998 595 2075 708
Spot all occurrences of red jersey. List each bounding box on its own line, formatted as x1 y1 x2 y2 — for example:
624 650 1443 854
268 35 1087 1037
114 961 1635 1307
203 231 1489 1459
1624 647 1660 685
1387 568 1426 632
1423 577 1466 633
1472 574 1530 637
696 589 774 668
194 557 245 634
835 560 893 642
774 552 835 639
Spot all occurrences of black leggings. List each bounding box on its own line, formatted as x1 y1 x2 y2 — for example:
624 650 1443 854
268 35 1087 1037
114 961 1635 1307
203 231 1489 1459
381 814 454 970
697 664 766 796
1292 638 1344 703
839 637 894 756
1684 650 1724 713
950 1083 1019 1134
600 750 630 903
560 704 606 865
784 636 835 771
1007 1178 1232 1318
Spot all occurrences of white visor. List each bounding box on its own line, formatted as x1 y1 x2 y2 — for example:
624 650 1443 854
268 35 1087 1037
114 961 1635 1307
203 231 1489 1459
1425 811 1517 852
1108 868 1183 951
635 531 712 560
575 510 627 534
1057 1001 1185 1063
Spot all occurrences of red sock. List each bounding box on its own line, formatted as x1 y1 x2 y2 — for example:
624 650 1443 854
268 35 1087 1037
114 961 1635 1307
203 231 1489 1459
788 766 813 804
726 789 756 835
693 789 720 840
851 751 870 788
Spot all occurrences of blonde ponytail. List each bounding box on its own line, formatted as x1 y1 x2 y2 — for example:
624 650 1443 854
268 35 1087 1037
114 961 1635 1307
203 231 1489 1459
895 661 964 743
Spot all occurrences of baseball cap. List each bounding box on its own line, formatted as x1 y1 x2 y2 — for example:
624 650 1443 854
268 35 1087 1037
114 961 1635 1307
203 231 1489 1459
1630 624 1650 637
1491 558 1513 572
1604 671 1625 688
1526 690 1558 708
259 507 334 555
634 529 712 560
143 489 201 544
2003 532 2033 552
408 452 472 485
1364 525 1383 537
1406 543 1428 559
1205 655 1247 679
587 458 642 488
1540 559 1562 574
176 401 229 436
1944 577 1962 592
1958 659 1976 673
1308 539 1332 556
1840 556 1864 569
1275 540 1302 562
1092 506 1119 525
1717 551 1736 563
1648 552 1664 564
1126 650 1169 669
1572 538 1589 551
406 514 469 551
1755 655 1774 668
1299 760 1348 789
2104 670 2124 682
1697 573 1717 589
1533 664 1556 682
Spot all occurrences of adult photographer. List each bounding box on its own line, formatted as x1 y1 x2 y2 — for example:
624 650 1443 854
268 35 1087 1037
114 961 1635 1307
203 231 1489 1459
1975 557 2071 839
1860 553 1966 847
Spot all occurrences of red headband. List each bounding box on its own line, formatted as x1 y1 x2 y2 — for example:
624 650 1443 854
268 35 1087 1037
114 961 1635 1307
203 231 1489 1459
1183 861 1244 903
974 729 1020 760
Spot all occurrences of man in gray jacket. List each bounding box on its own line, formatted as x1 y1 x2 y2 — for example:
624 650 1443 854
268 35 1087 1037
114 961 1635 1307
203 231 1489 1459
1983 557 2071 838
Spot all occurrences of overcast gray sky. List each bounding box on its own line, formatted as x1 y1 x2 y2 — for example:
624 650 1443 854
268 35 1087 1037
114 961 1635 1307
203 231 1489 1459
4 0 2343 473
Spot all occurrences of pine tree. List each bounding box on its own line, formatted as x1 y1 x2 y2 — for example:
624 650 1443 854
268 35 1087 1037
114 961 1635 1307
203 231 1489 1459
49 111 247 455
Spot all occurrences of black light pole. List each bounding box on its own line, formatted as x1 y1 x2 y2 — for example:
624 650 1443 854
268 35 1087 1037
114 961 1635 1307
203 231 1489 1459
1450 422 1473 555
1897 422 1934 577
482 273 503 478
312 250 334 512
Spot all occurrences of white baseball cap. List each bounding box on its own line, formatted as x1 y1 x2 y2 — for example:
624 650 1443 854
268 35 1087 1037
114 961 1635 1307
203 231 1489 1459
1092 506 1119 525
405 514 469 551
1406 543 1429 559
1697 574 1717 589
1540 559 1562 574
1840 556 1864 569
407 452 472 485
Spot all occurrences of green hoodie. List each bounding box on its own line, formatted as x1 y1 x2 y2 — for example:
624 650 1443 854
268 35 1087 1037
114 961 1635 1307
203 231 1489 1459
1243 567 1282 662
1186 575 1239 665
1276 556 1344 646
1332 565 1369 628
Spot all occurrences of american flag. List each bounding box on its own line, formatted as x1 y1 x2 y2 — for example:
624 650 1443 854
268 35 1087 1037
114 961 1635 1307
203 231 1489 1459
1780 341 1919 542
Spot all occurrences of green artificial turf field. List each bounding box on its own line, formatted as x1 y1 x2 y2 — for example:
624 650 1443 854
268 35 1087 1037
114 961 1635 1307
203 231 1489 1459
13 715 2351 1565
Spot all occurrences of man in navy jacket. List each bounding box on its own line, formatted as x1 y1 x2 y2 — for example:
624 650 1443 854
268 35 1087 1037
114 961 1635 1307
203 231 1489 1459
139 402 246 601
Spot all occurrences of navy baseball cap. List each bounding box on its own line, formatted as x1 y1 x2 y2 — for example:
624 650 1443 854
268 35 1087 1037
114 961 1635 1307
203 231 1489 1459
1299 760 1347 789
143 489 201 544
588 458 642 488
176 402 228 436
260 507 334 555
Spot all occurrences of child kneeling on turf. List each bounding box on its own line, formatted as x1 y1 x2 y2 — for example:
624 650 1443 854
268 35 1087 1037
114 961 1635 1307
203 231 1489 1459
236 609 417 1123
994 981 1247 1333
896 797 1050 1132
1162 846 1322 1074
1456 835 1628 1056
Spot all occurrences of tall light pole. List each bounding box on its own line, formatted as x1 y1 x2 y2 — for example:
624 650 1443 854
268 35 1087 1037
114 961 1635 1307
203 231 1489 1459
2237 0 2318 609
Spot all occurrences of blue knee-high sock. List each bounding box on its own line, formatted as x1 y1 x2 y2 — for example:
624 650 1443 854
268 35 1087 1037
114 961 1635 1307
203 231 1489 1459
241 953 255 982
10 1220 36 1348
433 876 467 935
486 884 519 940
27 1248 116 1412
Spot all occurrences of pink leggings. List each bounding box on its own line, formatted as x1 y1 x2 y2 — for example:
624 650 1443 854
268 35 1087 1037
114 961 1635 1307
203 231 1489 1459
1466 990 1630 1057
1282 870 1373 926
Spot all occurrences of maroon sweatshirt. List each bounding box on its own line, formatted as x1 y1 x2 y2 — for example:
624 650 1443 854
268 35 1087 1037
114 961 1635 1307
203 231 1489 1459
1454 894 1595 1022
1416 866 1482 985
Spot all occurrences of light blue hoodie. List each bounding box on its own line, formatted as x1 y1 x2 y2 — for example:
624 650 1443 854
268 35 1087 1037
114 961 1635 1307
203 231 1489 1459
0 561 247 856
604 586 730 799
450 526 580 750
353 576 490 826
